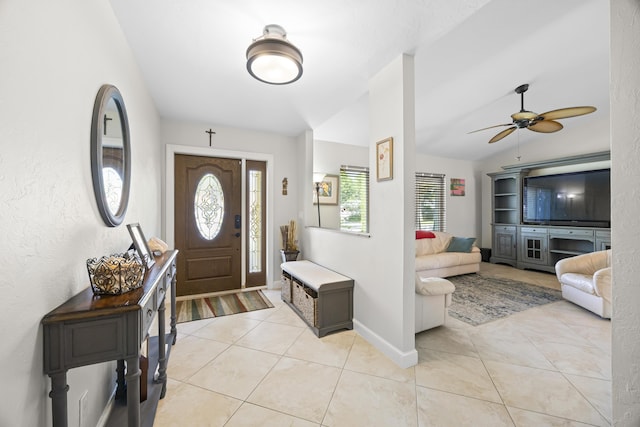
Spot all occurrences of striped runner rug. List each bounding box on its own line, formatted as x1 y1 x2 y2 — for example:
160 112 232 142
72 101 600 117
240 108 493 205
175 290 274 324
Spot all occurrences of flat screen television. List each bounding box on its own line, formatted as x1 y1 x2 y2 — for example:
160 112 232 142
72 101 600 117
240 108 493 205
523 169 610 228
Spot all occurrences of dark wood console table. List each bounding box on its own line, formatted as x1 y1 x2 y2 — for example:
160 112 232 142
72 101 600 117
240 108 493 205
42 250 178 427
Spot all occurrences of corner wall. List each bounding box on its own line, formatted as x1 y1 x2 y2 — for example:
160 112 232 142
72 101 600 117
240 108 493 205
610 0 640 424
0 1 161 426
303 55 418 367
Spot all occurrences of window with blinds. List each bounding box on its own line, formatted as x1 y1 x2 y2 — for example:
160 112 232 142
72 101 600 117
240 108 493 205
339 165 369 233
415 172 446 232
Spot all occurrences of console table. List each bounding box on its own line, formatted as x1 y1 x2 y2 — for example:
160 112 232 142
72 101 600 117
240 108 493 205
42 250 178 427
281 260 353 337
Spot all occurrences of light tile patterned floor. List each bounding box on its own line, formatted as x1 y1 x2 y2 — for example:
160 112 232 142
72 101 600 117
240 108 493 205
154 263 611 426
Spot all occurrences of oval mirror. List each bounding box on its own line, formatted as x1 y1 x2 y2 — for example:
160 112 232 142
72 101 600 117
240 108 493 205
90 84 131 227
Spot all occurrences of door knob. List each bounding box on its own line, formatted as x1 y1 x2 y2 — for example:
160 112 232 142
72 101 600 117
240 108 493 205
235 232 240 237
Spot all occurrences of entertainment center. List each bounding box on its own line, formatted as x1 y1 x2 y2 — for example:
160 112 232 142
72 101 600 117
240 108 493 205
488 151 611 273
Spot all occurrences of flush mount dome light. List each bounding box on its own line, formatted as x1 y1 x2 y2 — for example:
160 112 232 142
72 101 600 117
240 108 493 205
246 24 303 85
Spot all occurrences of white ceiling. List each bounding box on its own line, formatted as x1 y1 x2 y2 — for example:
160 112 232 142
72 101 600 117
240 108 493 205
109 0 609 161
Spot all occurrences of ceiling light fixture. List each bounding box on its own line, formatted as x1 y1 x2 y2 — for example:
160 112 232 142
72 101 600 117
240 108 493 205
246 24 303 85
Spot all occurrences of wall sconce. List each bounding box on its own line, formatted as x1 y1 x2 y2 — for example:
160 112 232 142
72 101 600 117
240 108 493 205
313 173 325 227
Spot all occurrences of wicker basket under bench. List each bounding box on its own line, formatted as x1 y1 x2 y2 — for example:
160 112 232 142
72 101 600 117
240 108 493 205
281 260 354 337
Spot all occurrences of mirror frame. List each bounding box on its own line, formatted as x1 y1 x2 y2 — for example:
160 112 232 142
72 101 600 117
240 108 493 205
90 84 131 227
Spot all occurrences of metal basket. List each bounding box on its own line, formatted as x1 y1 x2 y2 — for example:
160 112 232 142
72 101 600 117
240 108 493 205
87 250 146 295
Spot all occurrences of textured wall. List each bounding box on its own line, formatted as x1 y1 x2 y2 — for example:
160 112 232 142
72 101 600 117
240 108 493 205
0 1 161 426
610 0 640 424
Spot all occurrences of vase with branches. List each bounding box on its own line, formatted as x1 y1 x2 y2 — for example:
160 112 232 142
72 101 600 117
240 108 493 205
280 220 299 262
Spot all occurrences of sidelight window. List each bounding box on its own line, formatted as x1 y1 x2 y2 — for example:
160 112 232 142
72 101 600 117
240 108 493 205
248 170 262 273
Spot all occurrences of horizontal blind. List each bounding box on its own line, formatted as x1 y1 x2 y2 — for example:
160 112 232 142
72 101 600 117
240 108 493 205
415 172 446 232
340 165 369 233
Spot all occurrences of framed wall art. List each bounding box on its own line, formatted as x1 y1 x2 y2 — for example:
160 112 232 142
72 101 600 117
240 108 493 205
450 178 466 196
313 174 339 205
376 137 393 181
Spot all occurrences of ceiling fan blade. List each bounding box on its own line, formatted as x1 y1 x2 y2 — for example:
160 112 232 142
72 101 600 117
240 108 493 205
488 126 517 143
468 123 513 134
528 120 563 133
538 106 597 121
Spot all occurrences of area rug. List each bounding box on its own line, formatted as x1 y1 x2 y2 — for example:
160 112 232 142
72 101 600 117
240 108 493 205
175 290 274 324
447 274 562 326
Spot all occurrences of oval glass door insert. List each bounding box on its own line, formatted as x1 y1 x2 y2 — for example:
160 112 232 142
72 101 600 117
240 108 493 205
194 173 224 240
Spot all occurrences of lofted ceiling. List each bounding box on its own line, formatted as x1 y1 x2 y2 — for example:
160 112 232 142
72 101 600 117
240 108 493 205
109 0 609 161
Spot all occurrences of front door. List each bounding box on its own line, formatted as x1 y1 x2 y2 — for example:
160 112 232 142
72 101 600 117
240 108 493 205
175 154 242 296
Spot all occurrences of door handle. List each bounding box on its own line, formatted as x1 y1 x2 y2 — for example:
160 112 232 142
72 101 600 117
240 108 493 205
234 232 240 238
234 214 241 229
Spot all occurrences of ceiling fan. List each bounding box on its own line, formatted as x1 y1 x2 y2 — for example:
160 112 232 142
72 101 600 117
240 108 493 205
469 84 596 144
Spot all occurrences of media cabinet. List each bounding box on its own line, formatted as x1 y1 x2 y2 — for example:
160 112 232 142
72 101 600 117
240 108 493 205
488 152 611 273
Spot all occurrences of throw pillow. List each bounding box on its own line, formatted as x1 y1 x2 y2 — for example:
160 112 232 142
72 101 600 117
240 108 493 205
416 230 436 239
446 236 476 253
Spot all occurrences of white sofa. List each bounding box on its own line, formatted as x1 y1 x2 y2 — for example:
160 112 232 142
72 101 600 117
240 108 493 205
415 231 481 280
555 249 612 318
415 276 456 333
413 231 480 332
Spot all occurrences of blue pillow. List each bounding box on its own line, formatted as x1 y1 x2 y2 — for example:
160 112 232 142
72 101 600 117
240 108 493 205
446 237 476 253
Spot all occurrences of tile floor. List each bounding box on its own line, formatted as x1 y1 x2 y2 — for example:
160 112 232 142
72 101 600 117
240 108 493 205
154 263 611 426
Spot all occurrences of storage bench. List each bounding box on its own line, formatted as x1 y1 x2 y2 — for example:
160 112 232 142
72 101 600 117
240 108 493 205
281 260 354 337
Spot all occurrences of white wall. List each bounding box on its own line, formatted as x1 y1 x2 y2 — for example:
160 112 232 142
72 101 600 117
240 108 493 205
0 1 161 426
415 154 478 238
303 55 418 367
160 119 300 285
610 0 640 424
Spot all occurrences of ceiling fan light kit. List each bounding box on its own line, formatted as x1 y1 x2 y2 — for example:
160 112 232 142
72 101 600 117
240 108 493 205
470 83 596 144
246 24 303 85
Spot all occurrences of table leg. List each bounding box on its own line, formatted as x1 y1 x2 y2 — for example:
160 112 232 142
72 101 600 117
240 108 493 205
125 355 141 427
170 262 177 344
157 293 168 398
115 359 126 400
49 372 69 427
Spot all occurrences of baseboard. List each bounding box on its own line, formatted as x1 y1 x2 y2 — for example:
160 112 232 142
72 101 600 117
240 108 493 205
353 319 418 368
96 386 117 427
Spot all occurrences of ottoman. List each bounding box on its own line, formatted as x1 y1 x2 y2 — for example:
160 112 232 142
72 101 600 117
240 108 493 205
415 276 456 333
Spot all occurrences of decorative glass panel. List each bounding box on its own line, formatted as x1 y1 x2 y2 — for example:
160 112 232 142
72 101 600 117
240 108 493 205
248 170 262 273
103 167 123 215
194 173 224 240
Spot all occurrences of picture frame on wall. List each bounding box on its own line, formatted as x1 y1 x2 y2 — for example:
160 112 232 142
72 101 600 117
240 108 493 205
450 178 466 196
127 223 155 268
313 174 339 205
376 137 393 181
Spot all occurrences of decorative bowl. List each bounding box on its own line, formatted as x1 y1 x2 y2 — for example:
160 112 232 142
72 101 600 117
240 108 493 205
87 250 146 295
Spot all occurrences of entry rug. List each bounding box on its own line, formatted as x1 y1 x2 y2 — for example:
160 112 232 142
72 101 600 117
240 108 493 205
175 290 274 324
447 274 562 326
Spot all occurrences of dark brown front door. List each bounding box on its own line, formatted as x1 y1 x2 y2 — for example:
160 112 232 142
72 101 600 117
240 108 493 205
175 154 241 296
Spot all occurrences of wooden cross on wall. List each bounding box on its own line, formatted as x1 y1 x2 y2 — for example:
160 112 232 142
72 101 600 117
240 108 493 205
205 128 216 147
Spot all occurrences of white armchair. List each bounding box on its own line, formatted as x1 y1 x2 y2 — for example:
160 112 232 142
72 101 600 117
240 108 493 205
555 249 612 318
